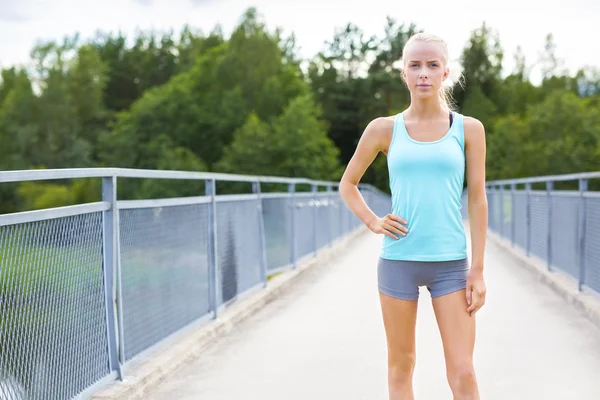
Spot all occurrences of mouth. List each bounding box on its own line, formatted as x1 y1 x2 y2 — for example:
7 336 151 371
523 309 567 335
417 83 432 88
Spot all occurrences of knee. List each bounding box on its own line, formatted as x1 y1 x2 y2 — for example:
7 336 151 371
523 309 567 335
388 352 416 383
447 363 477 389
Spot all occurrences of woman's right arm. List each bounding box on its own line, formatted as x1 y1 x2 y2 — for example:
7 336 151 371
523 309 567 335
338 117 408 240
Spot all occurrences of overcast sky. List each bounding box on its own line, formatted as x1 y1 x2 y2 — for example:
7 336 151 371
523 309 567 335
1 0 599 84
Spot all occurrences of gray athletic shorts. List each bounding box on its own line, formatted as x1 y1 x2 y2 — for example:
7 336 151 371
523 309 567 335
377 257 469 300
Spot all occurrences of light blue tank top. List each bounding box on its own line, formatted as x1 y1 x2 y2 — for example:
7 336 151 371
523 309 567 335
380 111 467 261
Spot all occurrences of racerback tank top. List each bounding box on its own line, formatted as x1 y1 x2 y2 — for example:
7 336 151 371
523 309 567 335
380 111 467 261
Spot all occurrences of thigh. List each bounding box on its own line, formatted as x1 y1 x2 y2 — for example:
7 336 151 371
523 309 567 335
427 258 469 299
379 291 418 361
377 257 420 301
431 289 476 366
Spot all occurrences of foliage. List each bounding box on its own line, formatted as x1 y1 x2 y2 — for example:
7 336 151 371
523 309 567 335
0 8 598 210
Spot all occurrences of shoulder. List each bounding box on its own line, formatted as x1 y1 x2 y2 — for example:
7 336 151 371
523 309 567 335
461 115 486 148
365 115 396 135
362 115 396 152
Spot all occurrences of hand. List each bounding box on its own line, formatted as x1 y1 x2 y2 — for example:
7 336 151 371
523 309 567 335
466 268 486 316
368 213 408 240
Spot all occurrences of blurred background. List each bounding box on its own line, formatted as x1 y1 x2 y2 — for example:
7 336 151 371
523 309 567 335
0 0 598 212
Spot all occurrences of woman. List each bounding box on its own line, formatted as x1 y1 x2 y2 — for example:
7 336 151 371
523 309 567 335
339 32 488 400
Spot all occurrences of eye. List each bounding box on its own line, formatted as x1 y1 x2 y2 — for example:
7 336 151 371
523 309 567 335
430 63 438 67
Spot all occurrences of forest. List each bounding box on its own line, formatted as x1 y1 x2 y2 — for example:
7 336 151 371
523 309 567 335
0 7 598 213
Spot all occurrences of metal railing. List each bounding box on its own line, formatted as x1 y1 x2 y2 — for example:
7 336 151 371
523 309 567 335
0 168 391 400
481 172 600 295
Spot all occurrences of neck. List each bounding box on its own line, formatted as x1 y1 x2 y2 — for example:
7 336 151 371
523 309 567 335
406 96 447 119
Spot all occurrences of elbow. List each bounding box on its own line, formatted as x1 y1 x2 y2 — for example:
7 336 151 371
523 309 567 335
468 192 488 211
339 177 357 200
467 186 488 205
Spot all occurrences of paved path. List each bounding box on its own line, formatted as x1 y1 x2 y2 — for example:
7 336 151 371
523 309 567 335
148 228 600 399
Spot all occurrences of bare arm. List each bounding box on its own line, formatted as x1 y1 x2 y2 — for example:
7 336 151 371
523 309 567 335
339 117 407 239
464 116 488 315
464 117 488 269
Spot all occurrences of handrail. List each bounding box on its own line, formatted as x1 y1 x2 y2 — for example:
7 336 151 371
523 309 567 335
486 171 600 186
0 167 341 187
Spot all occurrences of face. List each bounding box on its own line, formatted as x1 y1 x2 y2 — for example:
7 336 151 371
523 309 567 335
402 41 449 99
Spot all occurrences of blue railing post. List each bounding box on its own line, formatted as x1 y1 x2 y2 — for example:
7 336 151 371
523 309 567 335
487 186 493 232
578 178 588 291
101 176 123 380
205 179 220 319
311 184 318 257
253 181 268 287
499 185 504 238
525 182 532 257
511 183 517 247
289 183 297 268
547 181 554 270
327 184 333 247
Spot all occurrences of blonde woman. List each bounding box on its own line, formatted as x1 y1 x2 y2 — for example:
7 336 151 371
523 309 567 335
340 33 488 400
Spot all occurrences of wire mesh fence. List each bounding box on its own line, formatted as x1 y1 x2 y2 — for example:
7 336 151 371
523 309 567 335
0 212 111 400
216 196 263 305
584 197 600 293
475 178 600 296
118 203 211 362
2 166 598 399
0 168 390 399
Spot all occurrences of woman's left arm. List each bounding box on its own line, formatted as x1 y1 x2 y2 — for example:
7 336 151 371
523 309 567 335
464 117 488 316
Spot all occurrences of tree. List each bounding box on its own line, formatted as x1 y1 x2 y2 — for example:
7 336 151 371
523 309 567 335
487 115 531 180
526 91 599 176
454 23 503 113
216 94 342 180
137 135 209 200
539 33 564 80
367 18 418 115
100 8 306 172
0 68 39 170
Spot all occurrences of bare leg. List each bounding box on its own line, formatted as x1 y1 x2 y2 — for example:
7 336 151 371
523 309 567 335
379 291 419 400
432 289 480 400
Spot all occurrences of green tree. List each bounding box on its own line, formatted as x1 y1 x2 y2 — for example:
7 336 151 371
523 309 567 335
0 68 39 169
454 23 503 114
100 8 306 171
137 135 209 199
367 18 418 115
487 115 531 180
216 94 342 180
526 91 600 176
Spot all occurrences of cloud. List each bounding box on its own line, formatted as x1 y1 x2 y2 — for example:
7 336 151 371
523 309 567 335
0 3 29 22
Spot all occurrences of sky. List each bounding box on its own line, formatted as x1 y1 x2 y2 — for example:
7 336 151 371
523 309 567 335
1 0 599 84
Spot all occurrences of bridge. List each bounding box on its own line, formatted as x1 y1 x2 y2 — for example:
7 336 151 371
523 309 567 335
0 168 599 399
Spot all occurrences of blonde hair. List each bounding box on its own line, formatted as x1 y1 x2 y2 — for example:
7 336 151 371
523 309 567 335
401 33 461 110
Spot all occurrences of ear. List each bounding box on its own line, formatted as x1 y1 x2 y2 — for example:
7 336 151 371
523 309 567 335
443 67 450 81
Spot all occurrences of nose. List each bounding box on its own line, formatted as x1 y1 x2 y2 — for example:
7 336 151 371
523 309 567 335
419 68 428 78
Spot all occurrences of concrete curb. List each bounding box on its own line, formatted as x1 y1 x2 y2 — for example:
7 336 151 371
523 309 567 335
90 227 369 400
485 229 600 328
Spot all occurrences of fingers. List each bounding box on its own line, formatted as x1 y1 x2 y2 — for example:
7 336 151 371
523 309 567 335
384 222 407 236
466 287 486 316
387 213 408 225
466 289 477 315
374 214 408 240
382 230 398 240
384 214 409 236
466 287 472 306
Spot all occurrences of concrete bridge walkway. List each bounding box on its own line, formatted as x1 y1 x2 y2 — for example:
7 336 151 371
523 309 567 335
147 228 600 399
